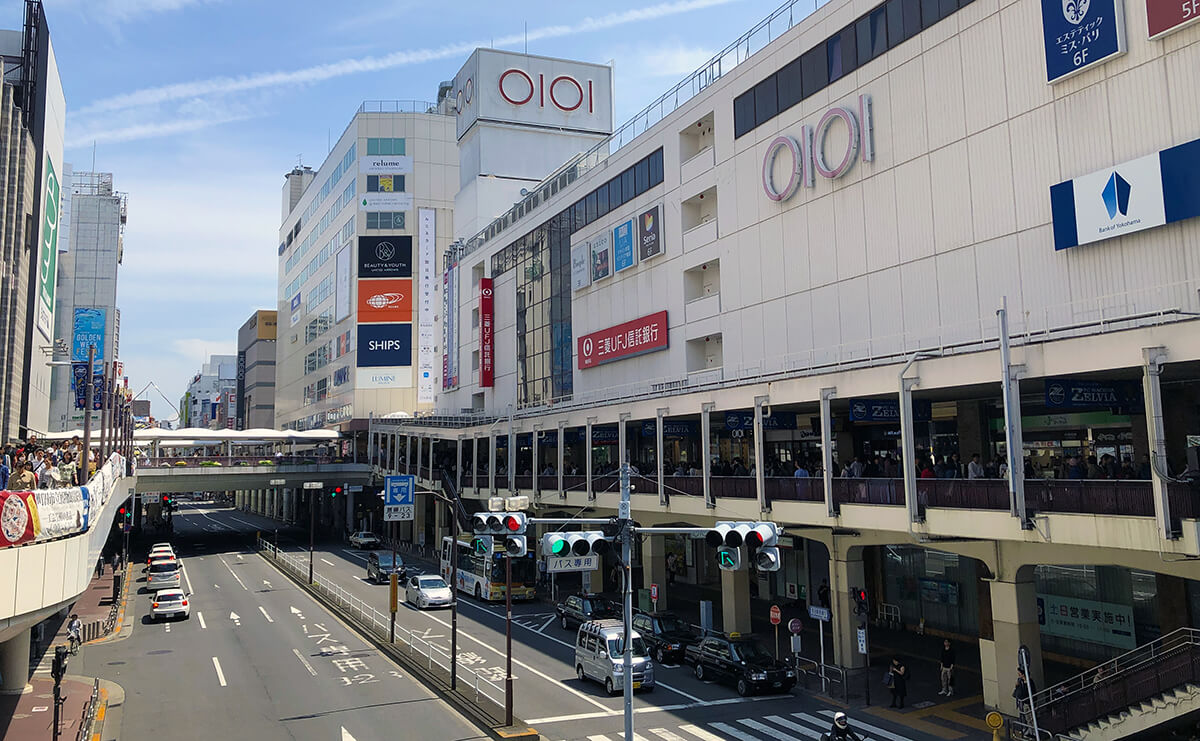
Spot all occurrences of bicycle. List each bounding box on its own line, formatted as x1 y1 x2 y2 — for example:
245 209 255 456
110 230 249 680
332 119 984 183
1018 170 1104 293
68 633 80 655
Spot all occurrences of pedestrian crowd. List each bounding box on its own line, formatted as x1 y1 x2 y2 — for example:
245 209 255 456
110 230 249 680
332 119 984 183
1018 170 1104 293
0 434 95 490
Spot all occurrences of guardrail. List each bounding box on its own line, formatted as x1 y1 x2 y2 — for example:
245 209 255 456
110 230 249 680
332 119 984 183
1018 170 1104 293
74 678 101 741
144 456 340 467
792 656 848 702
256 537 506 714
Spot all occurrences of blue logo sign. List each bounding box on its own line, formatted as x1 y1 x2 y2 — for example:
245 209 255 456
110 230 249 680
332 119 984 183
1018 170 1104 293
847 398 932 423
290 292 301 311
385 475 414 506
356 323 412 368
1044 378 1143 413
1040 0 1125 83
613 220 636 272
724 411 799 431
1101 171 1131 219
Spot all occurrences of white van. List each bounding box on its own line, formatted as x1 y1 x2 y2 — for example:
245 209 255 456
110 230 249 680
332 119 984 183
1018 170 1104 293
574 619 654 695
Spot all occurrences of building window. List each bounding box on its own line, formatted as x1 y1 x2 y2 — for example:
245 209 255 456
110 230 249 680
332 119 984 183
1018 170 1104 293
367 175 405 193
366 138 406 156
366 211 406 229
305 309 334 343
315 377 328 402
304 342 332 374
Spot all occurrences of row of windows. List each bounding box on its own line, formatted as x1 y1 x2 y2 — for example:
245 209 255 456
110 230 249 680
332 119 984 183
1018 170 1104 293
306 274 335 314
284 402 352 431
733 0 973 139
284 217 353 299
366 175 405 193
489 149 664 278
365 211 406 230
285 179 356 276
304 342 332 375
304 309 334 344
366 137 406 156
302 377 330 406
287 143 357 244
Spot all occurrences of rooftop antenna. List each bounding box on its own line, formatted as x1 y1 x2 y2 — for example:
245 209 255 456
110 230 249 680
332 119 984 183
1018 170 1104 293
297 154 303 167
91 140 96 171
524 22 527 54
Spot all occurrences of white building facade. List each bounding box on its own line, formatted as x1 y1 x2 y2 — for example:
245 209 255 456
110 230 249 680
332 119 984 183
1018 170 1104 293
274 103 459 431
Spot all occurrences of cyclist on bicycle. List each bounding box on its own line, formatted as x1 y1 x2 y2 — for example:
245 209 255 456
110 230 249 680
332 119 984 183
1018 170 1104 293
67 614 82 651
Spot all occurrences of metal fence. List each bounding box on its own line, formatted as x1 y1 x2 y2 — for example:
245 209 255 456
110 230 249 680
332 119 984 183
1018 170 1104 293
256 538 506 713
74 678 101 741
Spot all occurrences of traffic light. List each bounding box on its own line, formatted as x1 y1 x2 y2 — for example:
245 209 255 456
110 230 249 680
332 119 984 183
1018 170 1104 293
51 645 67 683
716 546 741 571
541 531 612 558
852 587 869 616
472 512 527 557
748 522 782 572
332 486 342 498
706 521 782 571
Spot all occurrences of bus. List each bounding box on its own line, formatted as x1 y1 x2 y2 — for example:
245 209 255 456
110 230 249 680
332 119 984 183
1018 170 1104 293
440 536 537 601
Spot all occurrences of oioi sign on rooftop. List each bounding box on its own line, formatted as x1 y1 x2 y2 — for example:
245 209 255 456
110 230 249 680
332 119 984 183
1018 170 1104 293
761 95 874 203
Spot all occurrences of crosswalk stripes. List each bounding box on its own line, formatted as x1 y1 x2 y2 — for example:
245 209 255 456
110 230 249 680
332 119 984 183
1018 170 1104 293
558 710 920 741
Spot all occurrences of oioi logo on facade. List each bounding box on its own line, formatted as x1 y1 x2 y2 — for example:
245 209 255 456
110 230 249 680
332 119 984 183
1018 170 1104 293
761 95 875 202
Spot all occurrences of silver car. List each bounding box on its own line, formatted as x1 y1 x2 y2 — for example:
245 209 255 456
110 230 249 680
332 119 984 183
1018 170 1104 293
405 575 453 609
147 559 181 591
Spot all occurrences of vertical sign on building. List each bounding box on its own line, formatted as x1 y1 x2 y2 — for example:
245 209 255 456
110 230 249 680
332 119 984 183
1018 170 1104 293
235 351 246 429
442 252 460 391
613 219 636 272
638 204 664 261
72 308 106 362
37 156 61 339
334 245 352 322
479 278 494 387
417 208 437 404
571 242 591 291
1040 0 1127 82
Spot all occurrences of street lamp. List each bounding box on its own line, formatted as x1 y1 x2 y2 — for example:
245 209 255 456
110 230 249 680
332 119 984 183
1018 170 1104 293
303 481 322 583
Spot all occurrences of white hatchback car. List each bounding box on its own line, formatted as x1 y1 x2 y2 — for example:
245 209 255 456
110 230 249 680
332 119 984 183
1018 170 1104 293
147 559 182 591
151 589 190 621
405 574 454 609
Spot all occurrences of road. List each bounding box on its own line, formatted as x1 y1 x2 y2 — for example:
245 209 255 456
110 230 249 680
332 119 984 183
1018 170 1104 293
176 503 938 741
73 503 490 741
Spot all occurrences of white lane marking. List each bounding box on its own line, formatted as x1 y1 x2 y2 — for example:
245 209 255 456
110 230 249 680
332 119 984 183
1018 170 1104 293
738 718 803 740
164 623 171 633
341 549 369 562
229 516 257 528
707 723 758 741
262 579 273 589
763 715 822 739
229 611 241 626
341 728 357 741
648 730 689 741
182 561 194 594
258 606 274 623
421 611 611 712
290 606 305 619
587 736 613 741
678 725 726 741
217 557 248 591
539 615 556 632
197 612 207 629
212 656 227 686
213 584 221 590
813 712 910 741
292 648 318 676
320 558 335 566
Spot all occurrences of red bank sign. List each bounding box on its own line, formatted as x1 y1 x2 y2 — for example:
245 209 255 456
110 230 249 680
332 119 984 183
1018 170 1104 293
1147 0 1200 38
479 278 494 387
577 311 668 370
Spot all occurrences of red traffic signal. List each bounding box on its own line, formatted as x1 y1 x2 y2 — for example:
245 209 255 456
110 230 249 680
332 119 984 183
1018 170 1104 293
118 507 125 516
504 515 521 531
333 486 343 497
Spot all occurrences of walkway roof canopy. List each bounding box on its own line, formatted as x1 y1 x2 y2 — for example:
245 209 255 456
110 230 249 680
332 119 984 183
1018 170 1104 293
40 427 340 443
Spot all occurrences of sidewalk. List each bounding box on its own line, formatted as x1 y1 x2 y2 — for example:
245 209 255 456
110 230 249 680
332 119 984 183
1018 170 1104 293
0 675 100 741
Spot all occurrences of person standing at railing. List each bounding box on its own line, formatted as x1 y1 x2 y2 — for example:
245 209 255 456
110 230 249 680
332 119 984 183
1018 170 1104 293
968 454 985 480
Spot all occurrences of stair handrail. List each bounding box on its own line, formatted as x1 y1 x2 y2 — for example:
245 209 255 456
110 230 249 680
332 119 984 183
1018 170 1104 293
1032 626 1200 712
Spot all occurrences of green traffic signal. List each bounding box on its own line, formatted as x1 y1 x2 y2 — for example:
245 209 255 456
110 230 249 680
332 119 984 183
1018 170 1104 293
548 537 570 556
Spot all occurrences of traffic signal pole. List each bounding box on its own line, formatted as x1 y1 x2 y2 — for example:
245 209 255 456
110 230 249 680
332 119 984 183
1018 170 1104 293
619 462 634 741
505 553 514 727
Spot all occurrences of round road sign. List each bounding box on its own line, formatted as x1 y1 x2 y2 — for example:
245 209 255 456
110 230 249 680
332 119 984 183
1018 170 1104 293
985 712 1004 730
769 605 782 625
788 618 803 634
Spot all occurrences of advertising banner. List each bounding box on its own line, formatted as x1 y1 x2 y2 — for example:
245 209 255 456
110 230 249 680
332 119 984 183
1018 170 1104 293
358 236 413 277
335 245 352 322
480 278 494 387
34 485 89 539
359 155 414 175
589 231 611 282
1037 593 1136 649
1040 0 1126 82
1148 0 1200 37
0 490 39 547
848 398 933 422
641 420 699 438
417 208 437 404
357 323 412 368
570 243 591 291
358 366 413 389
72 307 106 362
359 192 414 211
577 310 668 369
613 219 636 272
357 278 412 323
289 292 301 327
36 156 60 340
235 351 246 429
724 411 799 430
638 205 664 261
1044 377 1143 412
443 256 460 391
336 330 352 358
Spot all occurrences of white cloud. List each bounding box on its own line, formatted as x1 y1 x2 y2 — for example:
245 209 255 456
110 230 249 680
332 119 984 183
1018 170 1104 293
67 113 254 148
638 44 717 78
169 338 236 366
77 0 741 115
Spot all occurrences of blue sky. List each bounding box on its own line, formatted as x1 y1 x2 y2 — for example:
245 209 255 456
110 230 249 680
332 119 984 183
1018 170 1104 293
23 0 772 422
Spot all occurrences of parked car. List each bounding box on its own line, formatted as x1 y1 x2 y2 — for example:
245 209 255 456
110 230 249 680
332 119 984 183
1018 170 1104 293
150 589 190 621
349 531 382 549
146 559 182 591
632 610 699 664
684 632 796 696
366 551 406 583
405 574 453 609
575 619 654 695
556 593 617 630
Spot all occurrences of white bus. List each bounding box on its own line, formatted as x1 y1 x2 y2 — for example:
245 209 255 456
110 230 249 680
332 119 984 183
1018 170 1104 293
440 536 537 601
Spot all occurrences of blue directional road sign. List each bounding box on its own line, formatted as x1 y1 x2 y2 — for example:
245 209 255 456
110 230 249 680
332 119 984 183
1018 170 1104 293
384 475 415 521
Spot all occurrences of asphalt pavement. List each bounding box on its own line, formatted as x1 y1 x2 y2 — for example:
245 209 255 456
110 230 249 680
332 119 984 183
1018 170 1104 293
179 503 958 741
69 502 491 741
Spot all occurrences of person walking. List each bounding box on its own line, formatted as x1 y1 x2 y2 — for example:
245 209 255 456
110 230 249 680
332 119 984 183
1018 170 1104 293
887 657 908 708
938 639 956 696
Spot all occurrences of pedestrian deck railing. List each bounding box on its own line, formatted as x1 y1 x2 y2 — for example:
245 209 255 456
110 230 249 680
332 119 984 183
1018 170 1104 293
256 537 506 714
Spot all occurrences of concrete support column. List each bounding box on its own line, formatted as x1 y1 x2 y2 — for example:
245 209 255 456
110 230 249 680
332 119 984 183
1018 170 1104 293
643 534 670 608
585 417 595 501
829 552 868 669
701 403 714 509
720 568 752 634
415 492 429 547
980 576 1044 715
473 436 480 493
416 436 424 479
532 426 540 501
956 401 990 464
346 489 356 532
432 494 445 546
489 431 497 495
821 388 836 517
405 435 412 475
0 628 31 694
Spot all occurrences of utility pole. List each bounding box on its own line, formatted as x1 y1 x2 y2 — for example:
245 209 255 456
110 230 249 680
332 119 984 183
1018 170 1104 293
620 461 634 741
80 345 95 486
304 481 322 582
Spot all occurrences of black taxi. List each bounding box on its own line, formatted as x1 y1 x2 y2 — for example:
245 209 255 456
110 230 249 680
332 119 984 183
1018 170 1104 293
684 632 796 696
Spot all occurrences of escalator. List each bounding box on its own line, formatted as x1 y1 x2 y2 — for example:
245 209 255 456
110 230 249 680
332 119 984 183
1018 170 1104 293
1025 627 1200 740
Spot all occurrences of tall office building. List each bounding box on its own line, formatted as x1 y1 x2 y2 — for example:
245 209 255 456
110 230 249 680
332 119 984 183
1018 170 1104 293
48 170 126 432
274 100 457 431
236 309 277 429
179 354 236 429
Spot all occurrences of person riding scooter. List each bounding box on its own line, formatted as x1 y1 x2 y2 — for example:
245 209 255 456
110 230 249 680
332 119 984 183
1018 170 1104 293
822 712 865 741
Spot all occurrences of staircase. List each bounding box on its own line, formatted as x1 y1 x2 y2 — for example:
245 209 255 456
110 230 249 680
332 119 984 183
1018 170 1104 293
1032 628 1200 740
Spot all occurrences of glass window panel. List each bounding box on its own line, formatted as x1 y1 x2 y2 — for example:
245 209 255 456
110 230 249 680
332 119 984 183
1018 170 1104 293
596 181 609 217
858 9 888 65
753 75 778 127
585 191 597 224
609 178 623 209
649 149 664 186
733 89 756 139
886 0 906 48
622 168 635 203
921 0 941 28
828 36 843 82
635 158 649 195
940 0 958 16
777 57 804 111
841 26 859 77
367 175 378 192
800 46 827 98
367 138 379 155
903 0 922 39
